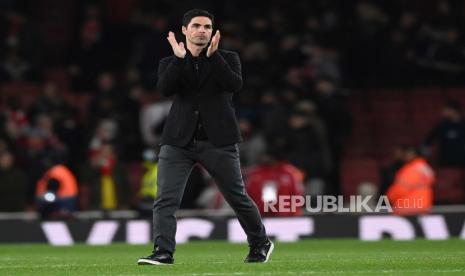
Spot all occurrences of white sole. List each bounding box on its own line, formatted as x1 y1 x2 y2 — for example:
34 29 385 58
264 241 274 263
137 259 173 265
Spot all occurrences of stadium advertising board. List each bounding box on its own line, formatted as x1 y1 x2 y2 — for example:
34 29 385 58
1 214 464 245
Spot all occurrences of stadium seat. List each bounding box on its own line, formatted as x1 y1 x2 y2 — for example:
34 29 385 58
45 68 70 90
349 90 370 114
345 86 461 160
341 158 380 197
0 83 41 109
62 93 92 122
345 121 376 158
368 89 409 118
368 88 408 102
125 162 146 206
434 168 465 204
445 87 465 107
78 184 91 210
408 87 444 122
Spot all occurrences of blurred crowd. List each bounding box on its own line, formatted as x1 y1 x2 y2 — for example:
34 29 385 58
1 0 465 217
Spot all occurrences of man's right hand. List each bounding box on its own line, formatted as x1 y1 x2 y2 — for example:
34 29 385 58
167 31 186 58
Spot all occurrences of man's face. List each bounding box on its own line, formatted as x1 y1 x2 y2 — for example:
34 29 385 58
182 16 213 47
403 149 416 162
316 80 334 95
0 152 13 170
289 114 307 129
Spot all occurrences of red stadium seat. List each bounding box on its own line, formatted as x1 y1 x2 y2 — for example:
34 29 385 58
341 158 380 197
445 87 465 107
406 87 445 143
62 93 92 122
408 86 444 102
125 162 146 206
349 90 369 114
369 88 408 102
433 168 465 204
45 68 70 90
345 121 376 158
369 89 409 119
0 83 41 109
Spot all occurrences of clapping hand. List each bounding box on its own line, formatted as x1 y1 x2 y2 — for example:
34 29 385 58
207 30 220 57
167 31 186 58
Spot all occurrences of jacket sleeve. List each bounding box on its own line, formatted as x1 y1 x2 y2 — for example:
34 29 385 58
156 56 184 97
208 51 243 93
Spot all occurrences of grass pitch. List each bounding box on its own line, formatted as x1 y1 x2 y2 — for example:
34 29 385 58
1 239 464 275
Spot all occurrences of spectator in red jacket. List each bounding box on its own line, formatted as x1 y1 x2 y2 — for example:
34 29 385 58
246 152 305 217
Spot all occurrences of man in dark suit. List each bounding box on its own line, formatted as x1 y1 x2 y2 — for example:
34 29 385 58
138 9 273 265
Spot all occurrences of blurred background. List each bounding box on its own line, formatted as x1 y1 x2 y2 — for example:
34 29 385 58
1 0 465 223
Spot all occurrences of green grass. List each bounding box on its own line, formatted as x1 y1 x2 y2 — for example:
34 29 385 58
1 239 465 275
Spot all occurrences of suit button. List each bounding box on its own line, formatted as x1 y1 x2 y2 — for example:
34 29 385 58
194 110 199 115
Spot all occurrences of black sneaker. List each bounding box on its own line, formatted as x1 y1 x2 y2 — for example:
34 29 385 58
244 239 274 263
137 249 174 265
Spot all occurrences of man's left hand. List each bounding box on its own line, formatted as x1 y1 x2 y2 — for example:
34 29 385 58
207 30 220 57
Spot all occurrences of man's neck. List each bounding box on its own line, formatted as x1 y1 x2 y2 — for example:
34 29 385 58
186 41 207 57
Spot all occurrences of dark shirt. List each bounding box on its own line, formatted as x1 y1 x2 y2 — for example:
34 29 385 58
191 56 208 141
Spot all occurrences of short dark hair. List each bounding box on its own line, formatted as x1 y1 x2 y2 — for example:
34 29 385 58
182 9 214 27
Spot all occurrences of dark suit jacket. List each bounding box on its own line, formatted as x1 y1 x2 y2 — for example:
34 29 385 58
157 48 243 147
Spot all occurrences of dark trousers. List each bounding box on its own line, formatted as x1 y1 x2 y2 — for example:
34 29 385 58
153 140 267 253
